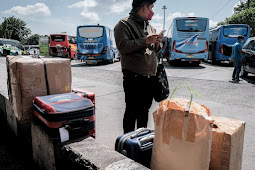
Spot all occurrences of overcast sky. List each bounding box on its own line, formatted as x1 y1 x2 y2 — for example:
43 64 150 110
0 0 244 36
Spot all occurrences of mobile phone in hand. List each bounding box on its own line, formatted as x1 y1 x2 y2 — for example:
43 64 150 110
159 30 166 36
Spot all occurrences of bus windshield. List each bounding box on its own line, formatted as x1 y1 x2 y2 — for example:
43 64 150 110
176 19 207 32
223 26 248 37
51 35 65 42
78 27 104 38
40 37 49 44
0 40 19 46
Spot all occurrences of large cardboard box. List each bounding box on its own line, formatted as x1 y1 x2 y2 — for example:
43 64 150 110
210 116 245 170
151 98 213 170
6 56 71 122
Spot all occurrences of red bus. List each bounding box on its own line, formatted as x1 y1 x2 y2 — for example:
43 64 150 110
49 34 77 59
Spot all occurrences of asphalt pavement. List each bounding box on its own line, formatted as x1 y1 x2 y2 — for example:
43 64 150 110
0 57 255 170
71 60 255 170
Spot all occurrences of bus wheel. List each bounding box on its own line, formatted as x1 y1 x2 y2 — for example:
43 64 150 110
193 61 200 67
15 52 18 56
108 58 114 64
212 57 219 65
167 57 171 65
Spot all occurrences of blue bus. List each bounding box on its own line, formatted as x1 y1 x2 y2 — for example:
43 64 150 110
76 25 115 64
208 24 250 64
168 17 209 65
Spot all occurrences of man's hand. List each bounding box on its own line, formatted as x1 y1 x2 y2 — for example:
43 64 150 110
146 34 158 45
155 34 163 46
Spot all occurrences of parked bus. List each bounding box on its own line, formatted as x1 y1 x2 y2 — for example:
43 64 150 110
39 35 50 56
24 45 40 55
0 38 23 56
76 25 115 64
167 17 209 65
49 34 77 59
208 24 250 64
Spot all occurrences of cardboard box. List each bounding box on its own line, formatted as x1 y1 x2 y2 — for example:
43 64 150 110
210 116 245 170
151 98 213 170
6 56 71 122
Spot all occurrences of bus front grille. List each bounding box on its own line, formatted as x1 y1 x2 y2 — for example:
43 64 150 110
79 43 103 49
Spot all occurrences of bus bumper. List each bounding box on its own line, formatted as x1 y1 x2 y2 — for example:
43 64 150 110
170 52 208 62
78 53 107 62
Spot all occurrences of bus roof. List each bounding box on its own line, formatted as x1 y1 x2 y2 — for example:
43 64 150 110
174 17 209 20
210 24 249 31
50 34 75 37
77 25 112 31
0 38 20 43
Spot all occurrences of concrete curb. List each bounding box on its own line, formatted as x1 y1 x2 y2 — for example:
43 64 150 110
0 92 149 170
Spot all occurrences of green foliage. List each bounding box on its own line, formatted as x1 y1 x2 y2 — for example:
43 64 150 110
228 8 255 36
25 34 40 45
217 20 228 26
0 16 31 43
217 0 255 37
234 0 255 14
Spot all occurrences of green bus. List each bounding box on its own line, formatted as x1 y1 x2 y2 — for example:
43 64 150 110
39 36 50 56
0 38 23 56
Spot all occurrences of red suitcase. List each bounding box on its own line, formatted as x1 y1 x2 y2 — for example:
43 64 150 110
33 92 95 142
72 89 95 105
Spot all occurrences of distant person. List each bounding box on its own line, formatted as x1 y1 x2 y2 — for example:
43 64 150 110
231 36 251 82
67 45 72 59
114 0 162 133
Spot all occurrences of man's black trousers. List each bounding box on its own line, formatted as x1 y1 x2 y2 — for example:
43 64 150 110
122 70 155 133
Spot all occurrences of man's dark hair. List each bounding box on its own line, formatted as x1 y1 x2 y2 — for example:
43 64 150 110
238 36 245 40
132 0 156 12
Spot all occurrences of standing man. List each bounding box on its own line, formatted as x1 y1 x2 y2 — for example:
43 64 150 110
232 36 250 82
67 45 72 59
114 0 162 133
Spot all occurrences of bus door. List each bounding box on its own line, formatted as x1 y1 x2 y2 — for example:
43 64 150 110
67 36 77 59
39 36 50 56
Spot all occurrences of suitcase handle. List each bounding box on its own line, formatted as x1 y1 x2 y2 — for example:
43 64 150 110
64 118 89 131
72 89 88 98
138 134 154 150
33 104 47 115
130 129 153 139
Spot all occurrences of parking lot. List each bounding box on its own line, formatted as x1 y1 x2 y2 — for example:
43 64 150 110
1 56 255 169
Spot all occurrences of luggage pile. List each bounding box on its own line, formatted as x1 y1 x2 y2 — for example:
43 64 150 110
6 56 96 142
116 84 245 170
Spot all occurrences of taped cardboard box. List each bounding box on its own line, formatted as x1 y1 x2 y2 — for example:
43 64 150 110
210 116 245 170
151 98 213 170
6 56 71 123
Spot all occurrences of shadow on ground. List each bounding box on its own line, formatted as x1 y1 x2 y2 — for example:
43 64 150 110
241 75 255 85
164 61 206 69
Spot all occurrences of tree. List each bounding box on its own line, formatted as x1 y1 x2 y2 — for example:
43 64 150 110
0 16 31 42
233 0 255 14
228 7 255 36
26 34 40 45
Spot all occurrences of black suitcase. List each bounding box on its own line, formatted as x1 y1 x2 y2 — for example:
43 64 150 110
33 92 95 142
115 128 154 168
